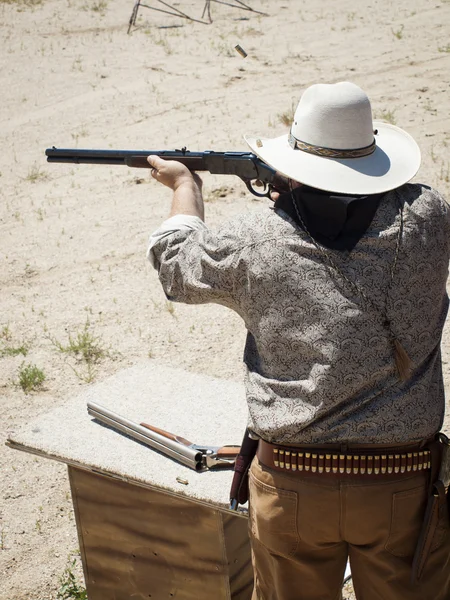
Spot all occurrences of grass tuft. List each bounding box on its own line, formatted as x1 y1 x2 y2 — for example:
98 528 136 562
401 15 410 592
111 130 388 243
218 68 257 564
23 164 49 183
392 25 404 39
17 363 46 393
48 320 110 383
0 0 43 5
57 556 88 600
375 109 396 125
60 325 106 364
1 344 29 357
439 162 449 183
0 326 29 357
86 0 107 12
165 301 176 317
278 103 296 127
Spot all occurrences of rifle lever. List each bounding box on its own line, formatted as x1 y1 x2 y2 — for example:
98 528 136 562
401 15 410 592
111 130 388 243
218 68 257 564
244 179 272 198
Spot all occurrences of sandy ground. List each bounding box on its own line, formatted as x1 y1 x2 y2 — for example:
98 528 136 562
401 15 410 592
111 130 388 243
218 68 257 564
0 0 449 598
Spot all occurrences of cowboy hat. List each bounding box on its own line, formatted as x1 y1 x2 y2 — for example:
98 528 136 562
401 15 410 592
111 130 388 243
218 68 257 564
245 82 421 195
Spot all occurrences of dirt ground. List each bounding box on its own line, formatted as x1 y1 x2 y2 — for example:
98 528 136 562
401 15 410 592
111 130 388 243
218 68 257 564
0 0 449 598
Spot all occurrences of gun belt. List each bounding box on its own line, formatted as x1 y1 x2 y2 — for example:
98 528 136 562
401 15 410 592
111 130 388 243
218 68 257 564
257 440 431 478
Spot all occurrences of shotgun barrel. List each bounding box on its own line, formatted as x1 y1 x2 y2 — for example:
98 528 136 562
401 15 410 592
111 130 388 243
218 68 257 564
87 401 204 471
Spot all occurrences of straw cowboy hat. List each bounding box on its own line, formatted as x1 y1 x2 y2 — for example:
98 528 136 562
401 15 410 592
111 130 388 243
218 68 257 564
245 82 421 195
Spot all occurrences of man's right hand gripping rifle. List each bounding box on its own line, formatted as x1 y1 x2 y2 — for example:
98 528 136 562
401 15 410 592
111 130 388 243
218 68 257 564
146 153 291 216
147 155 206 221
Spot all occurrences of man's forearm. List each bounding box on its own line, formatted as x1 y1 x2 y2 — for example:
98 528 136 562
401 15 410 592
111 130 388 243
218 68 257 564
146 155 205 220
169 180 204 221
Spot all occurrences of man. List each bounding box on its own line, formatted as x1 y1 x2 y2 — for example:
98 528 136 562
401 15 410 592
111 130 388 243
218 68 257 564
147 82 450 600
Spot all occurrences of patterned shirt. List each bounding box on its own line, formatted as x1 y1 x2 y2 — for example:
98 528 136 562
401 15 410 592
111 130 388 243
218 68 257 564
148 184 450 444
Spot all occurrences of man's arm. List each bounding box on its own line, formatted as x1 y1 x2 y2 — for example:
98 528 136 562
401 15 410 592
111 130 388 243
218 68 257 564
147 155 204 220
145 154 242 310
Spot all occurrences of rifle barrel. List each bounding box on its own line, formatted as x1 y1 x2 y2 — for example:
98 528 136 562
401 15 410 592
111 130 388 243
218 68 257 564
45 146 279 196
46 147 207 164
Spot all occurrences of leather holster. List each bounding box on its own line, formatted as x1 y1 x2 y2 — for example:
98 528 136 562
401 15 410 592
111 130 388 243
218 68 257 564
229 429 259 508
411 434 450 583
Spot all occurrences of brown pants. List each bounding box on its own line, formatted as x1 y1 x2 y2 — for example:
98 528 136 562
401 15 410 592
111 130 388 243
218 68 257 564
248 457 450 600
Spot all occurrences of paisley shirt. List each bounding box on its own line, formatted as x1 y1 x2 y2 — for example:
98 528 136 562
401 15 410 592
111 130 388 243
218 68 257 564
148 184 450 444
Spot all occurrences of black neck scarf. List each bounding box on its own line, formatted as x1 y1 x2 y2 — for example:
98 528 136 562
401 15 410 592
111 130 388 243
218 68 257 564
274 186 383 252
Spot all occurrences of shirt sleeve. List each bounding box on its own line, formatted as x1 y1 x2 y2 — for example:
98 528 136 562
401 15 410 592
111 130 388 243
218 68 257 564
148 215 247 311
147 214 207 269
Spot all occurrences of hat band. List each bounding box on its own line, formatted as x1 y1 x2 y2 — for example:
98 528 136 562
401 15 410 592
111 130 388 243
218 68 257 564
288 131 376 159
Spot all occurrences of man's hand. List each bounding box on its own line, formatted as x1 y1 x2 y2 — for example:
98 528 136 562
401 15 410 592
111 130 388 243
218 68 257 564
147 155 202 191
270 172 303 202
269 174 302 202
147 155 204 220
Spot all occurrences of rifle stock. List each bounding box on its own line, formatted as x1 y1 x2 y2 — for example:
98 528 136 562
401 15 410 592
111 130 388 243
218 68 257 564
140 422 194 447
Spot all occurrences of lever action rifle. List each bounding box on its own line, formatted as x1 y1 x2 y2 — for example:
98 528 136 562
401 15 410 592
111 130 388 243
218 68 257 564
45 146 289 198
